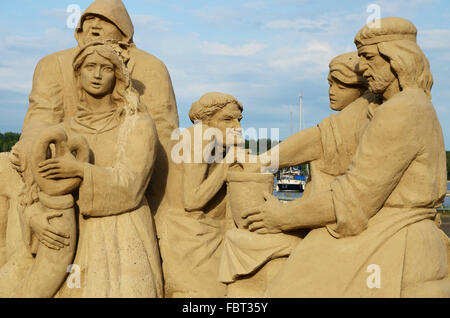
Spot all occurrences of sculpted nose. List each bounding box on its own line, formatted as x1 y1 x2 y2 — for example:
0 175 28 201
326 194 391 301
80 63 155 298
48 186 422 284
94 66 102 78
359 59 368 71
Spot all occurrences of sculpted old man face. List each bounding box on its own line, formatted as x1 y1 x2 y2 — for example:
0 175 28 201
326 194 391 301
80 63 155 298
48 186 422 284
357 44 396 95
81 15 125 45
79 14 125 45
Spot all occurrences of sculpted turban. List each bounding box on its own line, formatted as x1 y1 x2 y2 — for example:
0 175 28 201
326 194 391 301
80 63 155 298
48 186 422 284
354 17 417 49
328 52 366 86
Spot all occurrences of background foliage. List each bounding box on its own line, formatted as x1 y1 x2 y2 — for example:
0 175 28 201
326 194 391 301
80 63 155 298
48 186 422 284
0 132 20 152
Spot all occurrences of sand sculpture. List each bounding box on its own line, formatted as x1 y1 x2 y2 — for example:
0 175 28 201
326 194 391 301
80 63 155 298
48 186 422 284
219 52 378 297
244 17 450 298
160 92 244 297
0 0 448 298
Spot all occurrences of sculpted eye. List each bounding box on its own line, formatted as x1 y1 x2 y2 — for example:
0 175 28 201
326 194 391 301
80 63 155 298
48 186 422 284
103 66 114 72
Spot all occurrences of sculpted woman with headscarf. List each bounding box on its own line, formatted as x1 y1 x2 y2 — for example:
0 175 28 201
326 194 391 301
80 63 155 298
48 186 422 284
36 42 163 298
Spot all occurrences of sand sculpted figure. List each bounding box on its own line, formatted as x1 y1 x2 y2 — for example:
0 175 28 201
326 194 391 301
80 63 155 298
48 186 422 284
42 42 161 297
160 92 244 297
10 0 180 230
245 17 450 297
0 42 162 298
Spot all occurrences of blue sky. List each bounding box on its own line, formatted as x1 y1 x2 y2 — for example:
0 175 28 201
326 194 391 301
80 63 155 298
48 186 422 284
0 0 449 148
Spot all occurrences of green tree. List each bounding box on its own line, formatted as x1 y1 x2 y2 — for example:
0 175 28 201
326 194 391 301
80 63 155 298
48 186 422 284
245 138 280 155
0 132 20 152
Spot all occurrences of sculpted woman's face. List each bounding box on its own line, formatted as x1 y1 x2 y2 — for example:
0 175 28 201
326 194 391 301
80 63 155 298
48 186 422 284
80 52 116 98
328 76 362 111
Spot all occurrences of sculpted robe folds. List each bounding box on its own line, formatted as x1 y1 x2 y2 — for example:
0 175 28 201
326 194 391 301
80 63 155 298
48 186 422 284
267 88 450 297
56 109 163 298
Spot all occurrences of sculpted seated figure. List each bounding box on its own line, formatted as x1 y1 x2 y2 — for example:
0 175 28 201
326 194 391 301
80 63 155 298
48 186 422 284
245 17 450 298
161 92 243 298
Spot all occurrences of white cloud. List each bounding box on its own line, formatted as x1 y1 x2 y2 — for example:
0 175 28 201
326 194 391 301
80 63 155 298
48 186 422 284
0 27 76 94
132 14 172 32
265 18 329 31
419 29 450 50
201 41 267 57
269 40 335 74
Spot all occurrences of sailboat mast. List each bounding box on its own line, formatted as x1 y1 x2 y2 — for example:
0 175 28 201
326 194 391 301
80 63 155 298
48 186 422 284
299 90 304 131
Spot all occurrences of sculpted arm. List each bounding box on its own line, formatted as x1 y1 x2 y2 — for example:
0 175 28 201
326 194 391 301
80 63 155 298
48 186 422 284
138 57 179 149
245 98 420 235
183 162 226 212
273 127 322 169
11 55 64 174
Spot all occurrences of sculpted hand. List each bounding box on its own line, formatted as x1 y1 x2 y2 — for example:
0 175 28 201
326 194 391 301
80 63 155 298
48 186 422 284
242 191 285 234
30 211 70 250
38 157 84 180
9 143 26 175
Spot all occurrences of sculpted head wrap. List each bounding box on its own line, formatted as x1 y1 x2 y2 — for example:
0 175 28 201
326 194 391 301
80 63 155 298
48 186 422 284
329 52 366 86
354 17 417 49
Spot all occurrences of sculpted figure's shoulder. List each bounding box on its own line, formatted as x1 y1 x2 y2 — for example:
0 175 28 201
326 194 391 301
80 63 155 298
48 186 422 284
130 47 171 75
371 89 433 144
34 48 77 71
383 88 432 119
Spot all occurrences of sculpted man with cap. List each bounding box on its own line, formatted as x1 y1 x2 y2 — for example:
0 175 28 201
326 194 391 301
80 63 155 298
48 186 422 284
10 0 180 255
245 17 450 297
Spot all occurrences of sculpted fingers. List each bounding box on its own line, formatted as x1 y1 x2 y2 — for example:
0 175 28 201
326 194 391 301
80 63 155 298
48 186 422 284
46 212 63 221
241 206 261 219
248 221 265 232
243 214 263 228
38 158 59 169
9 152 23 172
40 170 62 179
37 163 61 173
39 236 62 250
43 231 70 247
46 225 70 239
255 228 270 235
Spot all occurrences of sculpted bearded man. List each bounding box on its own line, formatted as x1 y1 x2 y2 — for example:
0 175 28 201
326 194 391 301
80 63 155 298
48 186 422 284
11 0 180 226
245 17 450 297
